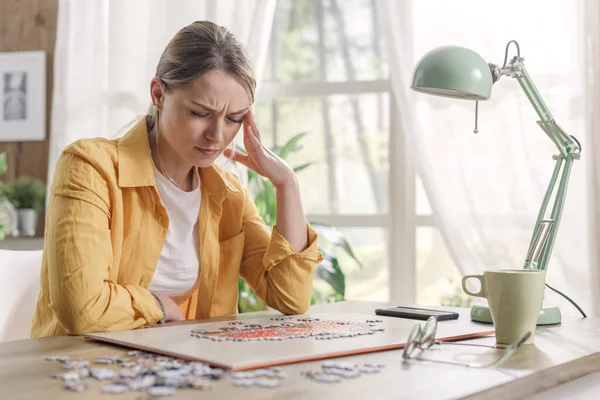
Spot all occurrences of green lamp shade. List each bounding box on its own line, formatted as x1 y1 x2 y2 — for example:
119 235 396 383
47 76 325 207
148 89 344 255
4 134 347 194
411 46 493 100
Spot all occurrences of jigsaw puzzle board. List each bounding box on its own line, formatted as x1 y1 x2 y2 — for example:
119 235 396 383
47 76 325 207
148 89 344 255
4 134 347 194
86 313 494 371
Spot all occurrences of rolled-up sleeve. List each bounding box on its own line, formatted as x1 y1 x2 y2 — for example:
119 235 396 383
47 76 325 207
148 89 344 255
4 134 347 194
238 187 323 315
47 146 163 335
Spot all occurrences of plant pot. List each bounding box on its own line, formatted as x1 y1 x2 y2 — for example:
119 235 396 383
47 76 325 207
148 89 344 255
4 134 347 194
16 208 38 237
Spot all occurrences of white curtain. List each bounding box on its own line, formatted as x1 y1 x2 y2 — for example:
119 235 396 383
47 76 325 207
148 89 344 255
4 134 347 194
585 0 600 317
47 0 276 188
378 0 592 316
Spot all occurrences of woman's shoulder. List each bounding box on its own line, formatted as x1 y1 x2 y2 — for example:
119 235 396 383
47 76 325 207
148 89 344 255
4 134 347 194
50 138 120 207
54 137 120 186
60 137 119 166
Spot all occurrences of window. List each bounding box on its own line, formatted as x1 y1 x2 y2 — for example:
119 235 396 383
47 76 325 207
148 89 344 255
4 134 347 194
257 0 459 304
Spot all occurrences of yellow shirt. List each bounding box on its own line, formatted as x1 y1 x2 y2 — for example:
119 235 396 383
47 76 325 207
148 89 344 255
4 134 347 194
31 119 322 337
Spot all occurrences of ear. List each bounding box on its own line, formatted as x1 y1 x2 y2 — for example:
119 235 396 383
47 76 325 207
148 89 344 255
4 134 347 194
150 77 166 110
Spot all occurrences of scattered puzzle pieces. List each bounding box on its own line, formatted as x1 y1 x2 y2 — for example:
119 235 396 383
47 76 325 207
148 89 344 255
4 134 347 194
303 362 386 384
46 351 294 395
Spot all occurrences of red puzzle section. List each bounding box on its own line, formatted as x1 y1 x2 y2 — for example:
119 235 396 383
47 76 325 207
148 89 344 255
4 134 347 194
191 317 385 342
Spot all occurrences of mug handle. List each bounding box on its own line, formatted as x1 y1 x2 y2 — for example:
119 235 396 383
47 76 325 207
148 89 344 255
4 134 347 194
462 275 487 298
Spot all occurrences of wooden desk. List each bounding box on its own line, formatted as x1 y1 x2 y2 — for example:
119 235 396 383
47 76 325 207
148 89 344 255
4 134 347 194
1 301 599 399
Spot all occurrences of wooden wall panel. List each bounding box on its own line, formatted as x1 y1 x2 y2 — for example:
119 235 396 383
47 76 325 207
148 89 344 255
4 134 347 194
0 0 58 236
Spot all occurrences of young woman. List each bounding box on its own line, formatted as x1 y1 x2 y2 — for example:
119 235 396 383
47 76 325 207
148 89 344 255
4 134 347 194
31 21 322 337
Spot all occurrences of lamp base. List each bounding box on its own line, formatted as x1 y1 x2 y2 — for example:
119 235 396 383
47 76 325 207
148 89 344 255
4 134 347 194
470 304 562 326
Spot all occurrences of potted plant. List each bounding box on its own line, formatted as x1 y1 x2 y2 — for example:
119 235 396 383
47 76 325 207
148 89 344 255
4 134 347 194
1 176 46 236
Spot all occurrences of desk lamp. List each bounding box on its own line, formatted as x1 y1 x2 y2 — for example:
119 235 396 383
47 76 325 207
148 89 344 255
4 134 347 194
411 41 582 325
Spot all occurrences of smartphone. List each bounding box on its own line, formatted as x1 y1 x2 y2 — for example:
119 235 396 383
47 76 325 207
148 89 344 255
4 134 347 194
374 306 459 321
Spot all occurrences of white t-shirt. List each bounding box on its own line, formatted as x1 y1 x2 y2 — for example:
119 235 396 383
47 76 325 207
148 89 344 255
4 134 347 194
148 163 201 297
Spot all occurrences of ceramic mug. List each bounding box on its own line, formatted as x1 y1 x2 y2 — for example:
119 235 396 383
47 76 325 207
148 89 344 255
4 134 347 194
462 269 546 344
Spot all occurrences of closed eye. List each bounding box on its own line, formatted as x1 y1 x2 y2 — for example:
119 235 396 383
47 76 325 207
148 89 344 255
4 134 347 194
191 110 242 124
190 110 210 118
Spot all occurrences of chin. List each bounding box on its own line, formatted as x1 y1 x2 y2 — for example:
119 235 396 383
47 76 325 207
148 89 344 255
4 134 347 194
190 154 218 168
192 159 215 168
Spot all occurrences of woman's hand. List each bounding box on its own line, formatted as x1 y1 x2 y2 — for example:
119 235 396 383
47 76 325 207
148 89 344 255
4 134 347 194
155 294 185 322
223 111 296 188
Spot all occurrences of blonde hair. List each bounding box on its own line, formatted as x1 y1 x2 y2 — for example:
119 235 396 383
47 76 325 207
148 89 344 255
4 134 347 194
146 21 256 132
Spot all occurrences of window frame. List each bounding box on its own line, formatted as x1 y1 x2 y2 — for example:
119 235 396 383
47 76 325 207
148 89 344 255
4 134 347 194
258 79 430 303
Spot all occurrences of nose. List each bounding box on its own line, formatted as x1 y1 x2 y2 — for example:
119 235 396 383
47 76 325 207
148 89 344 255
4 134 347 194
204 116 224 144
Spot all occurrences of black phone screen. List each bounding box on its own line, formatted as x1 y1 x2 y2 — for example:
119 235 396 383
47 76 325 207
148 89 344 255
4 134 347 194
374 306 459 321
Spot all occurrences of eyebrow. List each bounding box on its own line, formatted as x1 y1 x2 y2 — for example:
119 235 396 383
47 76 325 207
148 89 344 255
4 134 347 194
191 101 249 115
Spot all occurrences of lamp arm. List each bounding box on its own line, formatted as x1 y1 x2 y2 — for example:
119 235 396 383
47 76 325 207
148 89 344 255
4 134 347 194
500 59 581 271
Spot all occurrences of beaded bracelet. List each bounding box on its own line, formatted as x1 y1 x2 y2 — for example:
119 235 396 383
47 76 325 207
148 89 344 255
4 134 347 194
150 291 166 324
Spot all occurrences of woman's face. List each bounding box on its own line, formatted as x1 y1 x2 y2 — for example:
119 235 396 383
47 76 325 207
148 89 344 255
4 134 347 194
151 69 251 168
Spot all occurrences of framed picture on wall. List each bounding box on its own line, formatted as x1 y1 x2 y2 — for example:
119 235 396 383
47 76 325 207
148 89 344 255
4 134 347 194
0 51 46 142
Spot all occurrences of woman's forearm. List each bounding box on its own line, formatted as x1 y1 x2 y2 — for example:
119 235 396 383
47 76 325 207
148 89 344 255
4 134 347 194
275 177 309 252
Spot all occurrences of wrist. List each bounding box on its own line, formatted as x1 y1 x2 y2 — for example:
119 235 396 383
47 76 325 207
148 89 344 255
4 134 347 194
273 172 298 191
150 292 166 324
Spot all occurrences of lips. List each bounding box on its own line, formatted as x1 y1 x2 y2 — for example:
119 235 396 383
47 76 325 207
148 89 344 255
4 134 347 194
195 147 219 157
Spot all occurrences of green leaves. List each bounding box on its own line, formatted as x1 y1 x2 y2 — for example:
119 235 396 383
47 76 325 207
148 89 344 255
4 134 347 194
293 163 312 173
315 254 345 297
237 278 267 313
247 170 276 229
0 176 46 211
0 152 6 175
276 132 309 159
312 223 364 270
